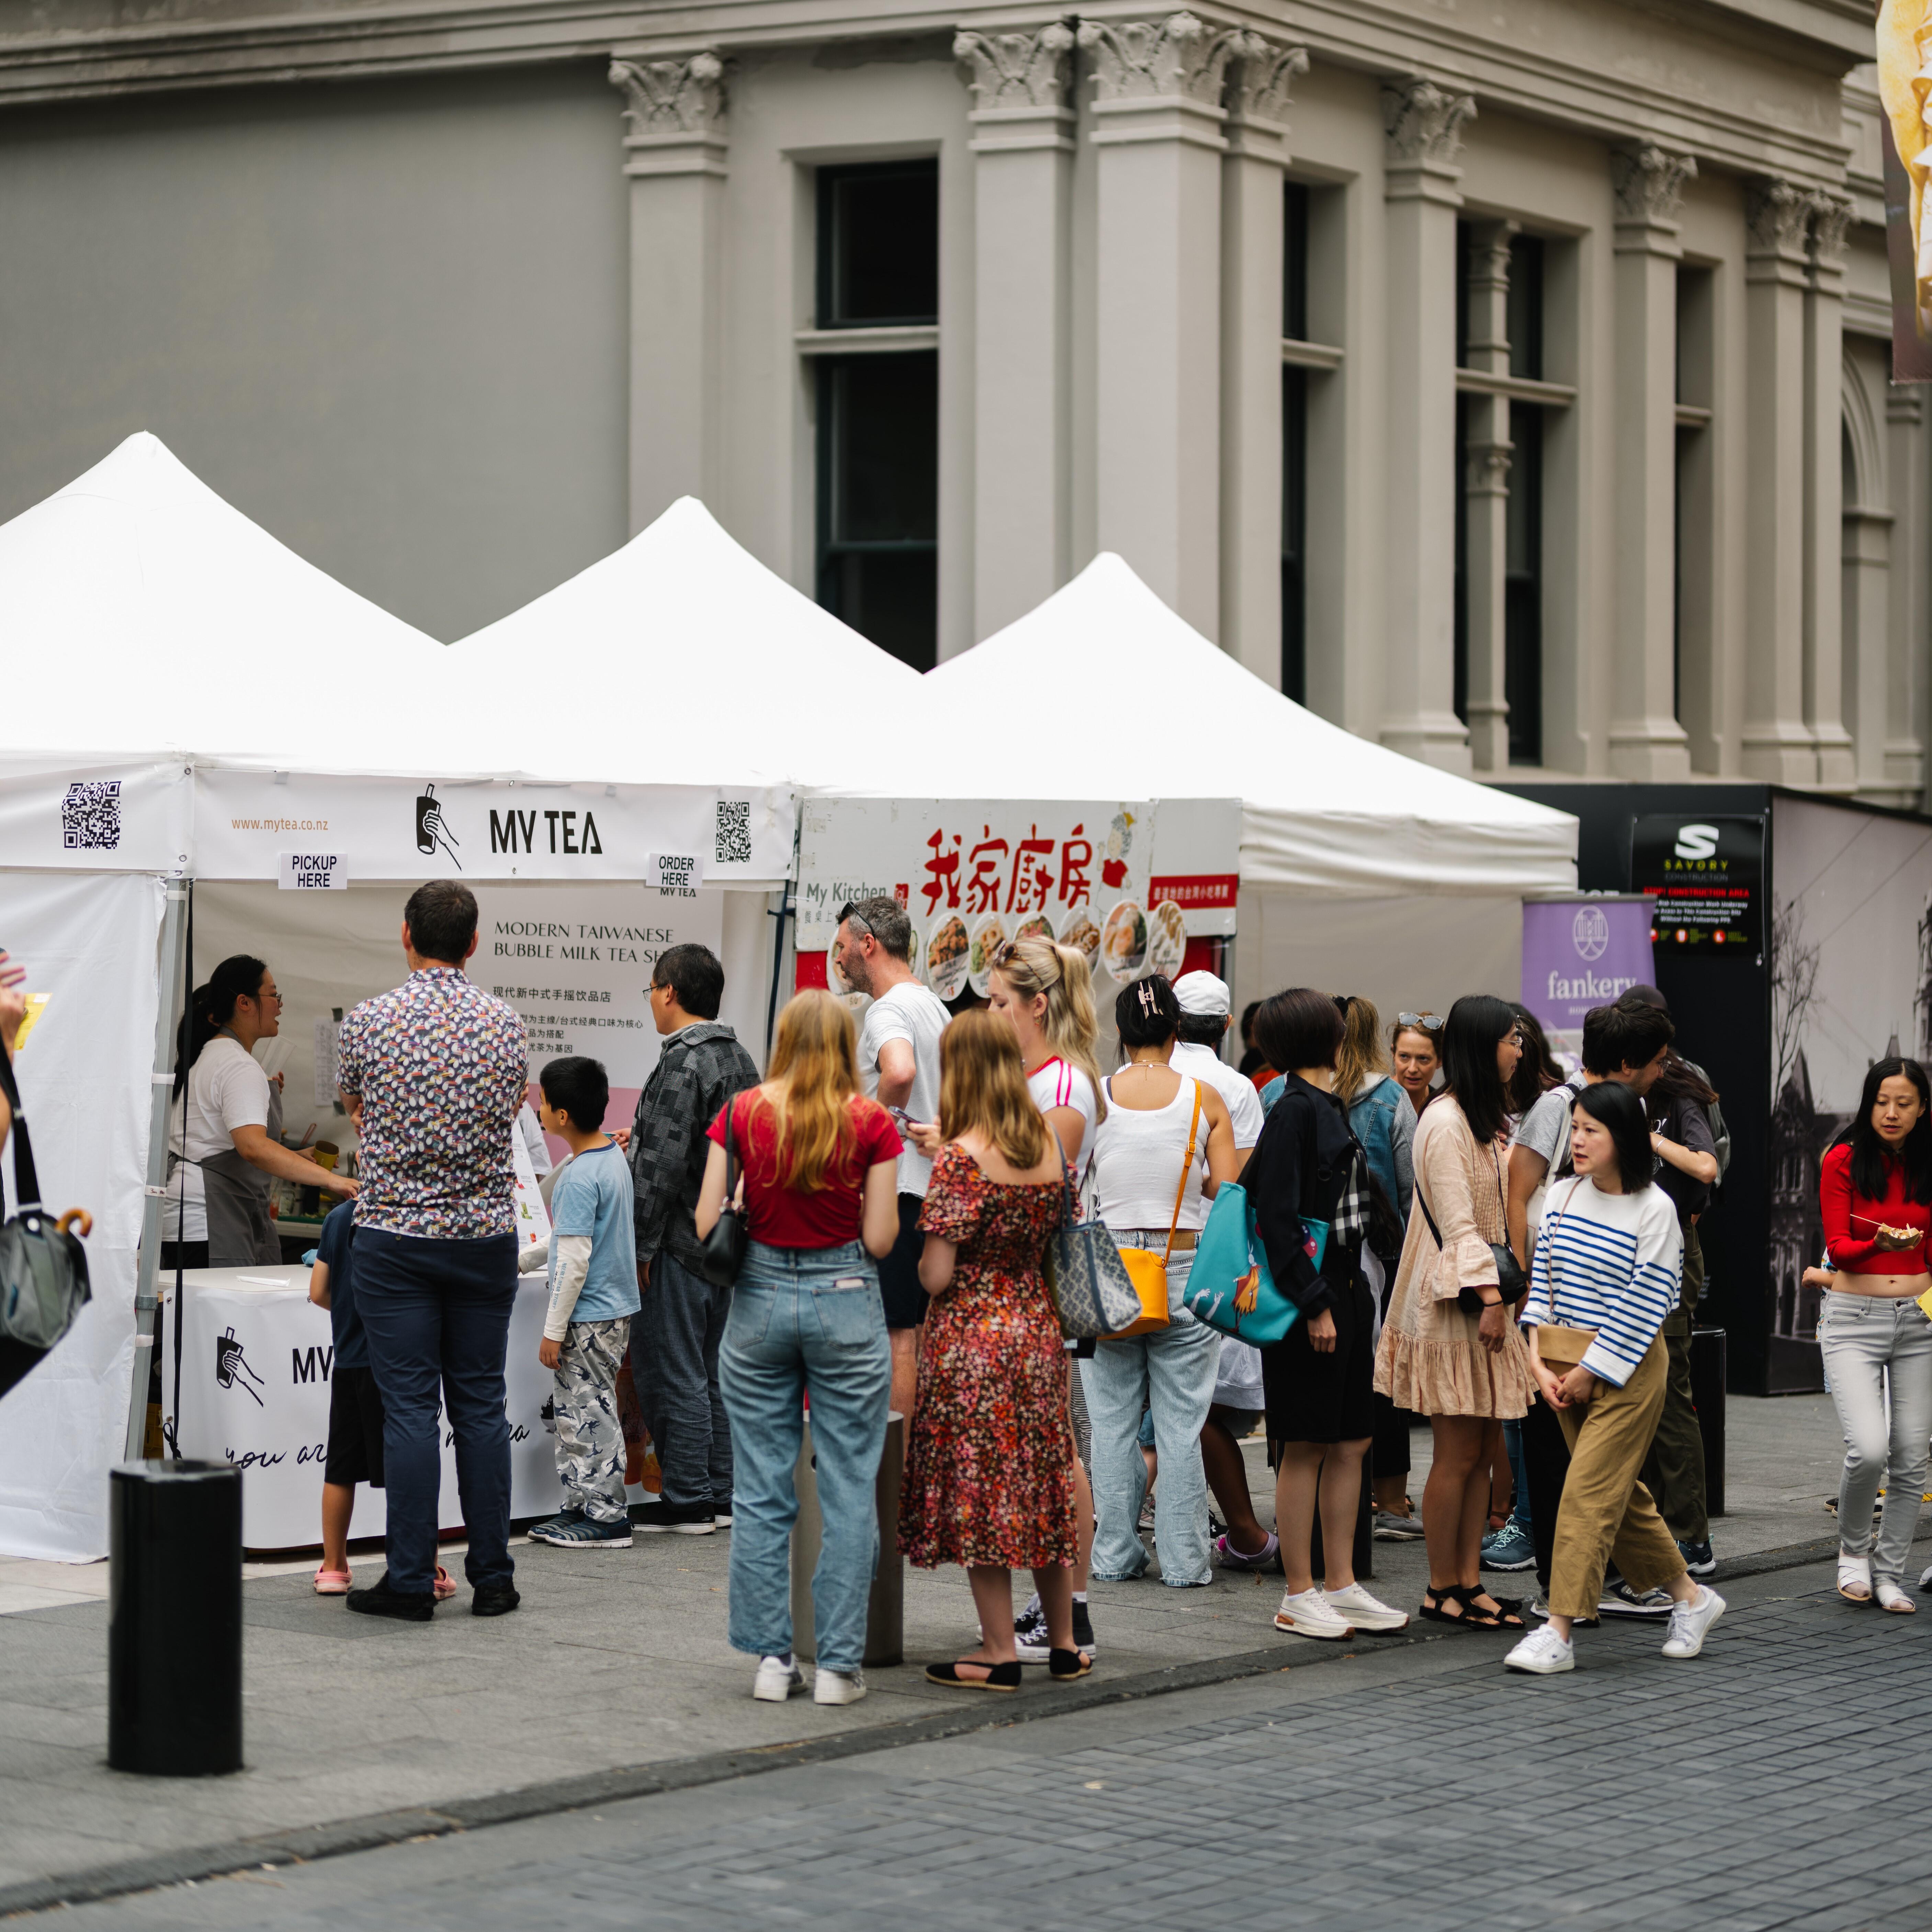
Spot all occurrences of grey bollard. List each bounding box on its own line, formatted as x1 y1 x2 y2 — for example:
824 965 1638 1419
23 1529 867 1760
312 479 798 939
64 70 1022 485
790 1411 904 1668
109 1460 243 1775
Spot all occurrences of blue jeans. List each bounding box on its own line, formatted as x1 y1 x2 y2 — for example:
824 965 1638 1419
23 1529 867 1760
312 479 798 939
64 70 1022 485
1080 1268 1219 1587
719 1240 891 1674
353 1227 519 1595
1503 1417 1531 1531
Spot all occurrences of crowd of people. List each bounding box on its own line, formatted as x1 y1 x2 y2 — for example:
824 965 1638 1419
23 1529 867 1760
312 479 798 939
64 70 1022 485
132 879 1932 1695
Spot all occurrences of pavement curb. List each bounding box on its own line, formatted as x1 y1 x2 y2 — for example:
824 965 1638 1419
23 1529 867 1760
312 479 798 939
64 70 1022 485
0 1530 1886 1919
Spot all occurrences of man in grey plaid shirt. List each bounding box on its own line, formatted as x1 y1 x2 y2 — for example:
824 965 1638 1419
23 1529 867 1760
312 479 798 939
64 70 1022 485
628 944 760 1533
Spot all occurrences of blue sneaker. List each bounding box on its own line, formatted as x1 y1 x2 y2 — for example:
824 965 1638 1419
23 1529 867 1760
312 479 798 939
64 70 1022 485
1480 1518 1535 1572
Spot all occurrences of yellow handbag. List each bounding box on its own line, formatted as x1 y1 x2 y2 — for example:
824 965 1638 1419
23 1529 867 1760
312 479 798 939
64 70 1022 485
1114 1082 1204 1338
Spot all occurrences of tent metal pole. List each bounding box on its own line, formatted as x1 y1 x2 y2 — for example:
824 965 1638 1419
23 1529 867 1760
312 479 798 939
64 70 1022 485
123 879 190 1464
764 888 791 1062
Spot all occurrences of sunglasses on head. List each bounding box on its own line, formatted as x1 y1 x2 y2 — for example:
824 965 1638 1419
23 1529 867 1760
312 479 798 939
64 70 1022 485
1397 1012 1443 1031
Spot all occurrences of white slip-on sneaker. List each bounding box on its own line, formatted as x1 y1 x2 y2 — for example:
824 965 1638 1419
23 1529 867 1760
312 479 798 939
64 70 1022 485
813 1667 867 1705
1274 1588 1353 1640
1504 1626 1574 1675
1322 1583 1410 1632
1661 1585 1726 1659
753 1655 805 1702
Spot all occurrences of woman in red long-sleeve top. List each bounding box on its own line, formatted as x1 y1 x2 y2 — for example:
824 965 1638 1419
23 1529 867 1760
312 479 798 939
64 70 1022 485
1815 1057 1932 1613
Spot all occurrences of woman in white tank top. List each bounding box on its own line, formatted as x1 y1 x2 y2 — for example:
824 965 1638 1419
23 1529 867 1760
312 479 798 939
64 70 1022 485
1082 976 1240 1590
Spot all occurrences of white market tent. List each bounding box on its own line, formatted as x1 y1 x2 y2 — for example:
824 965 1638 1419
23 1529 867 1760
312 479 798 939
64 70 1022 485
838 553 1579 1022
450 495 928 793
0 440 765 1561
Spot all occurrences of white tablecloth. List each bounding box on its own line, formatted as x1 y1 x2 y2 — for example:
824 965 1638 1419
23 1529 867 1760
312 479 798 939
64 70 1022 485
160 1265 563 1551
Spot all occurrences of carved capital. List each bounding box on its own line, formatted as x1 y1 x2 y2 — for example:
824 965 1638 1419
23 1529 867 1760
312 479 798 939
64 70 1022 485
1078 12 1240 108
954 22 1076 111
1745 177 1810 258
1225 31 1309 127
1806 191 1853 268
609 52 728 139
1381 75 1476 167
1611 142 1696 226
1464 438 1513 496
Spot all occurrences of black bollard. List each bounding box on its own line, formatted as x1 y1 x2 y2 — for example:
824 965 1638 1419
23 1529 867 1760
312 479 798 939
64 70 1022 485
109 1460 242 1776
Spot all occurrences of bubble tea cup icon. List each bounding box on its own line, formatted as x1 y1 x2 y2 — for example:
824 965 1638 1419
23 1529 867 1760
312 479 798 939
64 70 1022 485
416 783 461 868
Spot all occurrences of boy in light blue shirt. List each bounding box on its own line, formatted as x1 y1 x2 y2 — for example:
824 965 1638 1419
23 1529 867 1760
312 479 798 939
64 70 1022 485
520 1056 640 1548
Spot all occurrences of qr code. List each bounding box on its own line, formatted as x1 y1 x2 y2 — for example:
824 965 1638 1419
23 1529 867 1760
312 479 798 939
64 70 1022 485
714 797 752 867
62 780 122 852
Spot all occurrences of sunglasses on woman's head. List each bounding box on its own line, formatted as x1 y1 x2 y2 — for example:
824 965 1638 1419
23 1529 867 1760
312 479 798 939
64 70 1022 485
1397 1012 1442 1030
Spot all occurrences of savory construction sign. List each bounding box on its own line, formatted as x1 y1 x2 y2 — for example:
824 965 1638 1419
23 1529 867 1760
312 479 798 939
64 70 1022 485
795 796 1240 998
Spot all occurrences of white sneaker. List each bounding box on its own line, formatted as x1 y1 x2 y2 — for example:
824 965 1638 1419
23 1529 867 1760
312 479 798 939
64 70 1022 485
1660 1584 1726 1659
1274 1587 1354 1640
1920 1561 1932 1590
1322 1582 1410 1632
813 1667 867 1705
753 1655 804 1702
1504 1626 1575 1675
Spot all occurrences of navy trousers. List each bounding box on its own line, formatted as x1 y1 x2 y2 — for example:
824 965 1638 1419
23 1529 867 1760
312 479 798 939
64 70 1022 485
354 1227 519 1594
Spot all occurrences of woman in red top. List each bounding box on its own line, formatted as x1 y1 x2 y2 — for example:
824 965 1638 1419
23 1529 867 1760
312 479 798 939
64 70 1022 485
697 991 902 1705
1815 1056 1932 1611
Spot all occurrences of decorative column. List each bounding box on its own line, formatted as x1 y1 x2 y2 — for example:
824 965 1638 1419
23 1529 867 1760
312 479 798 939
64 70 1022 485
1740 178 1817 783
1461 219 1516 771
1805 192 1857 791
1082 11 1239 636
609 53 729 534
1841 484 1893 801
1885 388 1928 803
1379 76 1476 771
1607 143 1695 779
1218 33 1308 686
956 25 1076 641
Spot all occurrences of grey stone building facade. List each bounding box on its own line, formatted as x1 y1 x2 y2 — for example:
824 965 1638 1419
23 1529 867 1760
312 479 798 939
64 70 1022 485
0 1 1919 804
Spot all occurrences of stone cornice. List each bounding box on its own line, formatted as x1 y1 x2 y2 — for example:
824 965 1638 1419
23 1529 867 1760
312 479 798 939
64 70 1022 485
0 0 1867 193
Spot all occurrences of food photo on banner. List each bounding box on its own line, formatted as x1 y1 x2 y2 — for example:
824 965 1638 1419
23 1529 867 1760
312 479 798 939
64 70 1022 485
1879 0 1932 383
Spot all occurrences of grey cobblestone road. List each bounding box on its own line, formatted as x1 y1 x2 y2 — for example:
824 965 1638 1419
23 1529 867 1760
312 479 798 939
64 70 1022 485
46 1567 1931 1932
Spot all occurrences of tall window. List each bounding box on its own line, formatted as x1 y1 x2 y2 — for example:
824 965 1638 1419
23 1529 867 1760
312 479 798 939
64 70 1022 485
1453 224 1545 762
1503 235 1544 767
1281 182 1310 704
814 160 939 670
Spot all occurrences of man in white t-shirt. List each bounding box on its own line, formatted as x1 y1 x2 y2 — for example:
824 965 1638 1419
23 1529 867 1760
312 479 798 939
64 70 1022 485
1169 970 1274 1566
1171 971 1266 1154
834 895 950 1421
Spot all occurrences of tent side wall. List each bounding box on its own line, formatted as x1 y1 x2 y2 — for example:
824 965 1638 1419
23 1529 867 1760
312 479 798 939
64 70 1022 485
1234 890 1525 1032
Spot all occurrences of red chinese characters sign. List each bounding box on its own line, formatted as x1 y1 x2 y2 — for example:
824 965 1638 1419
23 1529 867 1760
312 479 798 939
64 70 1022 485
795 798 1155 951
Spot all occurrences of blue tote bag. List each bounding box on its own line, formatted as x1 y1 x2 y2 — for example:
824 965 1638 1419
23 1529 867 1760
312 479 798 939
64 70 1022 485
1182 1181 1322 1347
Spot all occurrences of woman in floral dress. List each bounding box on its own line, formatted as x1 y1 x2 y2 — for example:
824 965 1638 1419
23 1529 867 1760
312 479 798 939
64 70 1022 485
901 1009 1089 1691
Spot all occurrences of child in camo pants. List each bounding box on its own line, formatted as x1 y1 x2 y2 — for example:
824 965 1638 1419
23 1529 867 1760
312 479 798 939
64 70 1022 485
518 1055 641 1548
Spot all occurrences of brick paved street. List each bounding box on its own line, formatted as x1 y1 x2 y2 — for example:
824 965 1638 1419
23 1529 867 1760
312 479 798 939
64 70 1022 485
38 1561 1930 1932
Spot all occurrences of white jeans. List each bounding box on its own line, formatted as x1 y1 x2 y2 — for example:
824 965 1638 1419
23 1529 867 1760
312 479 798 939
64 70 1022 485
1819 1289 1932 1585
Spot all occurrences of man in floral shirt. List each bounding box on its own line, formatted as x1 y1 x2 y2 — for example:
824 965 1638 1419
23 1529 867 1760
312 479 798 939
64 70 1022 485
337 880 529 1622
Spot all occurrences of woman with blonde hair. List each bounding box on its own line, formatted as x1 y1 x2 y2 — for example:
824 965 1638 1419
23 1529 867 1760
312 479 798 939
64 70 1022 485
901 1009 1088 1690
698 990 903 1709
984 936 1106 1663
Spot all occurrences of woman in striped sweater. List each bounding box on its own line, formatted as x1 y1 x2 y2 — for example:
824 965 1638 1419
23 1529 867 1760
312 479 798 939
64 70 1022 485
1503 1082 1726 1675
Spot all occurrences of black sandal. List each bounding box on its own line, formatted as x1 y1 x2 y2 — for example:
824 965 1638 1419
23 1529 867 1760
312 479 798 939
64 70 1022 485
1452 1584 1526 1630
1419 1585 1479 1629
925 1659 1021 1693
1049 1647 1092 1682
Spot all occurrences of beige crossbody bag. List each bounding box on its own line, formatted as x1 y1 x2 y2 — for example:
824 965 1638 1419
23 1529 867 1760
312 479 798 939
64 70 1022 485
1534 1176 1599 1373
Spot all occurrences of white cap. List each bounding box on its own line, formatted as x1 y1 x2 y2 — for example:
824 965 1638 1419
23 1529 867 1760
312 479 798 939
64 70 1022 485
1173 971 1231 1018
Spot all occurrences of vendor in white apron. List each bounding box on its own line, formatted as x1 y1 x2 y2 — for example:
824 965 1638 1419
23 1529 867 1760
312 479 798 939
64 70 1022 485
161 954 355 1268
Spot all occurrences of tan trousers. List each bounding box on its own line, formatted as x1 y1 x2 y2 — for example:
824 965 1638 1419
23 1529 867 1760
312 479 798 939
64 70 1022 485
1547 1335 1686 1620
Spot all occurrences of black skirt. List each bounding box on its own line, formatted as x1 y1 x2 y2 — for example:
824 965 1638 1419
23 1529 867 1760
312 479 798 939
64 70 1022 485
1262 1270 1376 1446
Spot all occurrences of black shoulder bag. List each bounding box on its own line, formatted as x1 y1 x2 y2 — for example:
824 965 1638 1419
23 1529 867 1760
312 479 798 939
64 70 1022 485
1413 1139 1527 1317
692 1094 750 1289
